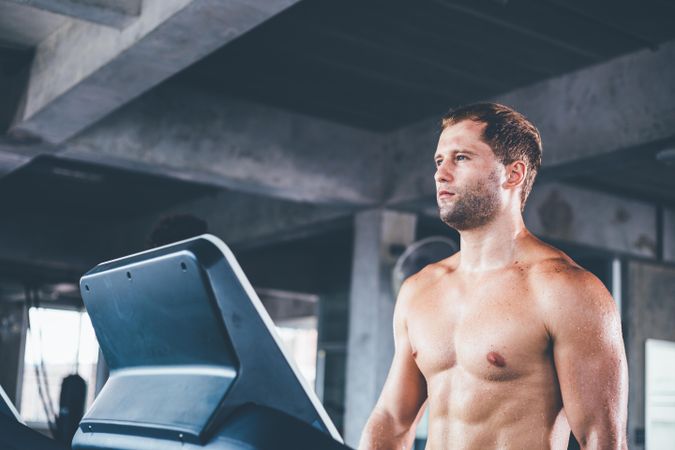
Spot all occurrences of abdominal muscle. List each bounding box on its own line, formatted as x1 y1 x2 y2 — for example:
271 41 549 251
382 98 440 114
422 367 571 450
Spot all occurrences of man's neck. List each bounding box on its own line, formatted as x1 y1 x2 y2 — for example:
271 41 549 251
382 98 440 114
456 210 528 273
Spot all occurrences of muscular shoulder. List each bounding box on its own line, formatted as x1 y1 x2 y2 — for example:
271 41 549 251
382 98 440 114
527 254 619 339
395 253 459 315
402 253 459 291
529 256 609 304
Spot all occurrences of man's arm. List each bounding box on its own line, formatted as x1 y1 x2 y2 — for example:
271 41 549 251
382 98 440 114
358 279 428 450
546 269 628 450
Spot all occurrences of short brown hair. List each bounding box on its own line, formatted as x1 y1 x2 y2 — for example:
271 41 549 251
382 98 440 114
441 102 542 211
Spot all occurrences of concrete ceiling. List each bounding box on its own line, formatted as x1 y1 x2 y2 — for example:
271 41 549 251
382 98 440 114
0 2 66 48
176 0 675 131
0 0 304 144
564 145 675 207
0 155 218 219
0 0 673 285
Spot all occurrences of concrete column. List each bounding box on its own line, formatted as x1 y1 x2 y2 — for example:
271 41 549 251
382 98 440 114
343 209 417 446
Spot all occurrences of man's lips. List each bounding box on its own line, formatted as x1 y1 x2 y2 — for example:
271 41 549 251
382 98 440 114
437 190 455 199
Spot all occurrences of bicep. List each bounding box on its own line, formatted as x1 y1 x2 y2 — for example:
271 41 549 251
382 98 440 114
551 277 628 447
375 333 427 426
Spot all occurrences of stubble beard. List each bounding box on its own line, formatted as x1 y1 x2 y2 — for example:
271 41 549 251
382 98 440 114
439 170 501 231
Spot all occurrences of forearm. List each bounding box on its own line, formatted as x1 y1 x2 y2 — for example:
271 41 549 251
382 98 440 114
579 439 627 450
358 409 414 450
576 426 627 450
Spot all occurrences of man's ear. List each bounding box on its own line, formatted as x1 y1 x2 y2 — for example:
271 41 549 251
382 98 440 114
504 160 527 189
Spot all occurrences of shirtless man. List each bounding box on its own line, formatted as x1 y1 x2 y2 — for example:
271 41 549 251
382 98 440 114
358 103 628 450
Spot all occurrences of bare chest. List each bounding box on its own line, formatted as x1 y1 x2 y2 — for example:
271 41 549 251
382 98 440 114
407 284 551 382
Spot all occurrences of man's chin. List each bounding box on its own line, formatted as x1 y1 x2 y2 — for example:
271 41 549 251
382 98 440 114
438 206 454 220
439 210 458 229
439 207 474 231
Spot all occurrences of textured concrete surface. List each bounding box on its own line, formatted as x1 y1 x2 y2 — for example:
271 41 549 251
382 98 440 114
524 182 657 258
498 40 675 168
8 26 672 214
93 188 355 259
11 0 301 143
63 83 384 206
2 0 141 28
0 188 353 275
385 39 675 206
626 261 675 450
0 1 66 47
0 210 111 273
344 209 417 446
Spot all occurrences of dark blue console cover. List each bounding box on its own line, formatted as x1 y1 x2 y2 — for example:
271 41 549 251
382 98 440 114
73 235 343 449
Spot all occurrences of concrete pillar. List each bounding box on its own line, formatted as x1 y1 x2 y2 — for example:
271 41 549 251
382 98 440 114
343 209 417 446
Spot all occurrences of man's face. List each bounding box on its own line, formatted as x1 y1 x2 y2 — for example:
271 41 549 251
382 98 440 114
434 120 504 231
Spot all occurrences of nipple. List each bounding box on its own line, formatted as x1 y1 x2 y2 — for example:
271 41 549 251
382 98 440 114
486 351 506 367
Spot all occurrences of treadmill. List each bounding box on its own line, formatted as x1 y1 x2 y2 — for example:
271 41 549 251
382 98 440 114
71 234 352 450
0 384 68 450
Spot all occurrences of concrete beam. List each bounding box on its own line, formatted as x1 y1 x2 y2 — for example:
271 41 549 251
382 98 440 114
10 0 301 144
60 83 383 206
524 182 657 258
0 149 31 177
385 39 675 206
0 212 104 277
93 189 356 259
0 189 353 280
0 136 57 177
1 0 141 28
498 40 675 169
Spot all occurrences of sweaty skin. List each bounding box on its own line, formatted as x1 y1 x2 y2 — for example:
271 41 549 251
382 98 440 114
358 120 628 450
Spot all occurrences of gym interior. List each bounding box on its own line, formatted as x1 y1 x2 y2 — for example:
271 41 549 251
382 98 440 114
0 1 674 449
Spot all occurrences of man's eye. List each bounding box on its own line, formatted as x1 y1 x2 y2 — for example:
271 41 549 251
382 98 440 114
435 160 442 167
455 155 468 161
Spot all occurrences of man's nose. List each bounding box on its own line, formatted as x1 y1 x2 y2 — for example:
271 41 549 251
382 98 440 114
434 160 453 183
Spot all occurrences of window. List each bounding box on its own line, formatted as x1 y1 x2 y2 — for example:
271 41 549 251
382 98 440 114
21 307 99 424
646 339 675 450
276 325 318 387
257 288 320 390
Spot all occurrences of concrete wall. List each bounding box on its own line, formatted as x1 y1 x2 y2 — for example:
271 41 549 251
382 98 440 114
626 261 675 449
